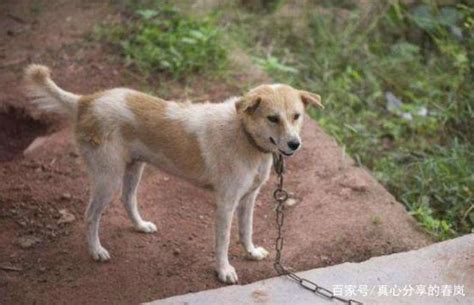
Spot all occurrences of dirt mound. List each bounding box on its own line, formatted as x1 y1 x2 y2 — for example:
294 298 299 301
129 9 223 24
0 1 432 305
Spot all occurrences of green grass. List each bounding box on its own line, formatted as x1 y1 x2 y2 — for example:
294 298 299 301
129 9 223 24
100 2 227 79
375 142 473 239
223 1 473 239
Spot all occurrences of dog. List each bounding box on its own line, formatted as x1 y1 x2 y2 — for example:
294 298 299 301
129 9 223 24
23 64 322 284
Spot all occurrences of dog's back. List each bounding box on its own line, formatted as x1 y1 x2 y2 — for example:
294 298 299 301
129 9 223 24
23 65 226 185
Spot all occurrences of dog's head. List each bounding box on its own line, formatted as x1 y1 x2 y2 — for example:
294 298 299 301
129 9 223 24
236 84 323 156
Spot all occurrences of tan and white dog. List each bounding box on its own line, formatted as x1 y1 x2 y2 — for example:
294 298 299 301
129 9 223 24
23 64 322 284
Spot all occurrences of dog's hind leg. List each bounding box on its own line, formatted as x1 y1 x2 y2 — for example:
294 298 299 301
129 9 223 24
121 161 157 233
85 170 122 261
82 144 124 262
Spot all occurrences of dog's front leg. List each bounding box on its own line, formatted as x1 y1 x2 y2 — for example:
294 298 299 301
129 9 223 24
215 191 240 284
238 187 269 260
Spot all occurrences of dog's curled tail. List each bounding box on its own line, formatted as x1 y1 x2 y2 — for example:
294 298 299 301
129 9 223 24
24 64 80 116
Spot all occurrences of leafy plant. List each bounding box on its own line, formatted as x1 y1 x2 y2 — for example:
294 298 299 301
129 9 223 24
106 4 227 78
254 55 298 75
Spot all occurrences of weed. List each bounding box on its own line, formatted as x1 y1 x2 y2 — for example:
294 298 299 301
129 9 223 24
253 55 298 75
371 215 382 226
102 3 227 79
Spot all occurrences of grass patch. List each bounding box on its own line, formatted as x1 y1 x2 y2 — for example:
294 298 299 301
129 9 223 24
375 142 473 239
99 2 227 79
224 1 473 239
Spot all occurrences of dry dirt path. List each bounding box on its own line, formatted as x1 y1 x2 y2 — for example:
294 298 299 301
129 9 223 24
0 1 431 304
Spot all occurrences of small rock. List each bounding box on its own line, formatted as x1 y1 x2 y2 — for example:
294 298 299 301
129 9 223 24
339 173 369 192
173 248 181 256
57 209 75 225
320 255 331 264
61 193 72 200
339 187 352 198
351 181 368 192
284 198 298 207
385 91 403 113
0 264 23 272
17 236 41 249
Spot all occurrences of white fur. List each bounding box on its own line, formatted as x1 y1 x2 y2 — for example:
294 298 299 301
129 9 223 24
26 77 80 115
92 88 136 127
269 83 283 90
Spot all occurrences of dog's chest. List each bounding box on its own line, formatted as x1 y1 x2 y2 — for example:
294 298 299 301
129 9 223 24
249 157 272 191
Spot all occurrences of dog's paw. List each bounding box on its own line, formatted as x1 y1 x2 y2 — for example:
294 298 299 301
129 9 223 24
91 246 111 262
217 265 239 284
135 221 157 233
248 246 269 261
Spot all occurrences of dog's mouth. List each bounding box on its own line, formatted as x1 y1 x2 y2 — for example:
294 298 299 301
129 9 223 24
279 149 294 157
270 137 295 156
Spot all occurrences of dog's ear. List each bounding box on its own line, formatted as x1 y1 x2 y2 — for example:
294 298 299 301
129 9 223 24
300 90 323 109
235 95 262 114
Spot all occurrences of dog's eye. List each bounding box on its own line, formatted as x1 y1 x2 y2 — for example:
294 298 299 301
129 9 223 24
267 115 279 124
293 113 301 120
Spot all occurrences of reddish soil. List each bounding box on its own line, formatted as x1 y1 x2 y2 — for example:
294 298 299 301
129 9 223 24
0 1 432 305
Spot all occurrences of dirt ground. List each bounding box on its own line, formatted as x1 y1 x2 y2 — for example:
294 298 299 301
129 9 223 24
0 1 432 304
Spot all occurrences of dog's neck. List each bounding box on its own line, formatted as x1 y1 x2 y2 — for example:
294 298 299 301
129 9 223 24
241 122 271 154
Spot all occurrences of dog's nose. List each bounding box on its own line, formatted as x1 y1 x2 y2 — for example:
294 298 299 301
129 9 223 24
287 140 300 151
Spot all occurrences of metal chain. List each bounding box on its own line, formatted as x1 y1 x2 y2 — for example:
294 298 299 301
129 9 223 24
271 153 363 305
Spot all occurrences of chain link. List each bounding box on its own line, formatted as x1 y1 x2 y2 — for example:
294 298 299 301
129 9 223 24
271 153 363 305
